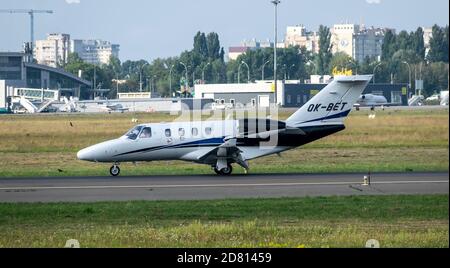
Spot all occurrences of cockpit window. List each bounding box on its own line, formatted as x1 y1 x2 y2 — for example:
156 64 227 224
125 126 143 140
139 127 152 139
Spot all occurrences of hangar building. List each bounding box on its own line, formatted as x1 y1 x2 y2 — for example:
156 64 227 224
195 80 409 108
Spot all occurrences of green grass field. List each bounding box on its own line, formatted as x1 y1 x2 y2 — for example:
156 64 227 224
0 195 448 248
0 108 448 177
0 108 448 248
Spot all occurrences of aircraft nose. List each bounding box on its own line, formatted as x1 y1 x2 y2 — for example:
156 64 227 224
77 139 120 162
77 148 93 161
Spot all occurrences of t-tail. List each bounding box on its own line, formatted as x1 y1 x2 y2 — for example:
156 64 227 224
286 75 373 128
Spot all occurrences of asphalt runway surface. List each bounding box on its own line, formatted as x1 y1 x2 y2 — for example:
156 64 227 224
0 172 448 203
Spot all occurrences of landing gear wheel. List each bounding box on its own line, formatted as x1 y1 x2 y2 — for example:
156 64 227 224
110 165 120 176
213 167 221 175
214 164 233 176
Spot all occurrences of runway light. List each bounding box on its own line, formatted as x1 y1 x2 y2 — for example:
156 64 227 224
362 175 371 186
365 239 380 248
64 239 80 248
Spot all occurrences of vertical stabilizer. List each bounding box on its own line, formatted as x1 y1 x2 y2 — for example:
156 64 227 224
286 75 372 127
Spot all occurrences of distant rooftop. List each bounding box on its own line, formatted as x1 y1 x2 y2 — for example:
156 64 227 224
229 47 249 53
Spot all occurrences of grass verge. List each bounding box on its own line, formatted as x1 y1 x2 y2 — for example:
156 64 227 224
0 195 448 248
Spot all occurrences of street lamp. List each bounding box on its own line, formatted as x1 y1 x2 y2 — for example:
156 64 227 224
271 0 281 105
373 62 383 84
202 62 211 82
152 75 157 93
179 61 188 92
238 61 250 83
401 61 412 97
261 60 270 80
307 60 316 75
115 73 119 99
169 64 175 97
139 62 149 92
288 64 296 80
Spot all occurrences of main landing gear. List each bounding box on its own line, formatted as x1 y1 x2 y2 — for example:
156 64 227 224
110 164 120 176
214 164 233 176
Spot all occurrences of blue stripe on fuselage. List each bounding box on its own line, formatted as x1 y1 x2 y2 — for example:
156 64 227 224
114 137 226 157
300 109 351 124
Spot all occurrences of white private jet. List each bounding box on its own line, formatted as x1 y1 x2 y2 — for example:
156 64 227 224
354 94 389 110
77 75 372 176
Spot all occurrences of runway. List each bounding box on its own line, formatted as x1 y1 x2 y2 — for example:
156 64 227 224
0 172 448 203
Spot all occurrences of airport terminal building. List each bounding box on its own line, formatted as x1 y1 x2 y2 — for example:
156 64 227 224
0 52 92 109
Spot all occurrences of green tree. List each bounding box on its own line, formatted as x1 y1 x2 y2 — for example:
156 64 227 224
193 32 208 59
427 24 449 63
316 25 333 75
381 30 397 60
412 27 426 60
329 52 354 72
206 32 221 60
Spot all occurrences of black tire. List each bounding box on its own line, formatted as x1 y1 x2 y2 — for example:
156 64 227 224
220 164 233 176
213 167 221 175
110 165 120 176
213 164 233 176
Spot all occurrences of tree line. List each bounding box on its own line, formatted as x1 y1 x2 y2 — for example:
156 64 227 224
63 25 449 99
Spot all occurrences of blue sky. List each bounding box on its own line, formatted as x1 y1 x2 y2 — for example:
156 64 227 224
1 0 448 61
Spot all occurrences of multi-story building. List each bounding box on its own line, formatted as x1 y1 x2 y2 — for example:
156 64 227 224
227 39 279 61
34 33 71 68
332 24 388 62
331 24 360 57
35 35 120 66
228 47 250 61
284 25 320 53
422 27 433 56
353 27 386 62
70 39 120 65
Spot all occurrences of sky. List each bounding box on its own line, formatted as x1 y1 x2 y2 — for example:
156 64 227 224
0 0 448 62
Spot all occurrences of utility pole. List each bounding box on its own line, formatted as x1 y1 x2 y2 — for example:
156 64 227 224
169 64 175 97
139 63 149 92
93 65 96 90
271 0 281 106
262 60 270 80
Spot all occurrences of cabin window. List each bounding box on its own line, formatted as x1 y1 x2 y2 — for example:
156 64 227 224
178 128 185 137
205 127 212 135
165 129 171 137
139 127 152 139
192 127 199 136
125 126 143 140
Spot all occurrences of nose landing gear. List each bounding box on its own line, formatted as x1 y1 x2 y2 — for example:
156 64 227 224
110 164 120 176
